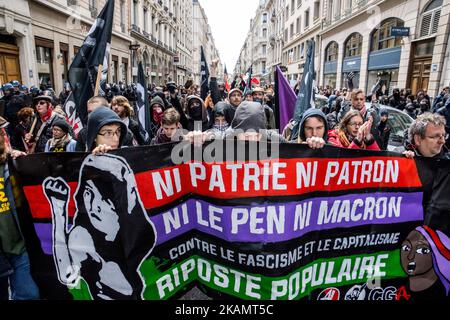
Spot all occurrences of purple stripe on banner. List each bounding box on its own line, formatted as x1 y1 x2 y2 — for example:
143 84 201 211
151 192 423 245
34 223 53 255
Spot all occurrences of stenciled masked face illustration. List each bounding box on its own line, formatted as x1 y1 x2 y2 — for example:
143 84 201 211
83 179 120 241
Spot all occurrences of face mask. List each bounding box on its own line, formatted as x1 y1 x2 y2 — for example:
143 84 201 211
190 105 202 119
152 109 164 123
213 123 229 132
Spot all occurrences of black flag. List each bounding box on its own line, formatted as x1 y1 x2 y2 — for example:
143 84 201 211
200 46 209 101
291 40 316 140
65 0 114 132
137 61 151 141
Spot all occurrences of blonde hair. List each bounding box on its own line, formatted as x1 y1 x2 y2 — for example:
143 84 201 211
111 95 134 117
162 108 180 126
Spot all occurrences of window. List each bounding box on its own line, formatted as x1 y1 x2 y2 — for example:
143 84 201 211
305 9 310 28
262 28 267 38
262 45 267 55
296 17 301 33
284 28 288 42
143 8 148 33
325 41 338 62
286 5 289 17
291 0 295 15
420 0 442 37
133 0 138 26
300 42 305 58
120 0 125 32
344 33 363 57
297 0 302 8
314 1 320 21
262 13 268 23
290 23 294 39
371 18 404 51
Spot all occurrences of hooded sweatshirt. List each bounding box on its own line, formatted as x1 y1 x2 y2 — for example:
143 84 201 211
86 107 128 151
298 108 329 143
231 101 267 132
207 102 230 139
149 96 166 137
186 95 209 132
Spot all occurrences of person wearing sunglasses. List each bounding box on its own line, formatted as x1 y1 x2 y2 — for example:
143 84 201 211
25 95 65 153
86 106 127 155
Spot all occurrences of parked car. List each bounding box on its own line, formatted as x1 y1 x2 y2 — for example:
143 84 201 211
364 103 413 151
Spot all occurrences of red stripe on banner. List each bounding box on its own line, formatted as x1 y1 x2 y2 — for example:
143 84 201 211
23 156 421 219
423 225 450 260
24 183 77 219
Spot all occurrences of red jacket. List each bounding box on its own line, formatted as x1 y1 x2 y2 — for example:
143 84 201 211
328 129 380 151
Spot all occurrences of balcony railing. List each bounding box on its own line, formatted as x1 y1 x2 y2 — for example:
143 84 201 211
131 24 140 33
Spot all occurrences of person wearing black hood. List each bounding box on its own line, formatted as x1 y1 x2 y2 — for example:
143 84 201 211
86 106 128 155
206 102 231 139
294 108 328 149
185 95 210 132
389 88 406 110
149 96 166 138
227 101 285 142
377 108 391 151
404 102 418 119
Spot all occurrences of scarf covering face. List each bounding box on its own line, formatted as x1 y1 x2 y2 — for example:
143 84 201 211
49 134 72 151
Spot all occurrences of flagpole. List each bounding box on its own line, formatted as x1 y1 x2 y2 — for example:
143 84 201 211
94 64 103 96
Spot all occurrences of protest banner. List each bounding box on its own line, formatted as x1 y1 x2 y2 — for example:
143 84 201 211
10 143 449 300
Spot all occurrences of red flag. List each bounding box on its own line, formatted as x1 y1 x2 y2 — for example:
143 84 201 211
224 65 231 92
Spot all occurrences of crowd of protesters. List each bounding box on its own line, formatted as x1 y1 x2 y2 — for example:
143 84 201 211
0 59 449 300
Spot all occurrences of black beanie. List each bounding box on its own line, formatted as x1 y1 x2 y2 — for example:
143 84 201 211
52 118 71 134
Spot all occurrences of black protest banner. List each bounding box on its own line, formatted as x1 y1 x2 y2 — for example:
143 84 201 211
11 143 450 300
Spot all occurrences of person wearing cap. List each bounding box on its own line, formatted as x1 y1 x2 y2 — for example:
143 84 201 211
25 95 65 153
252 87 276 130
44 119 77 152
224 88 243 125
244 90 253 102
86 106 128 155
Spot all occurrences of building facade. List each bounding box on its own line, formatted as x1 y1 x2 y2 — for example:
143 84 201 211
236 0 450 98
192 0 222 86
319 0 450 97
175 0 193 85
266 0 286 84
0 0 133 95
282 0 322 86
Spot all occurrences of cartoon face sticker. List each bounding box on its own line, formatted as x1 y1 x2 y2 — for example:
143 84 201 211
401 230 438 292
401 230 433 277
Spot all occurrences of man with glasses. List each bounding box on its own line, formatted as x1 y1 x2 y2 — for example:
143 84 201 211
25 95 65 153
86 106 127 155
407 113 448 159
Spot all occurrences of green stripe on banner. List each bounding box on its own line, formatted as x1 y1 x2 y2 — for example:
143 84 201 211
136 250 406 300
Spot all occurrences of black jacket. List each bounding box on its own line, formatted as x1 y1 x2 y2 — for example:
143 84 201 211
128 118 148 146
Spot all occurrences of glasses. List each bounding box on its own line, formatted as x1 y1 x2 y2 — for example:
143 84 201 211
348 122 364 128
426 134 449 141
98 128 121 138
